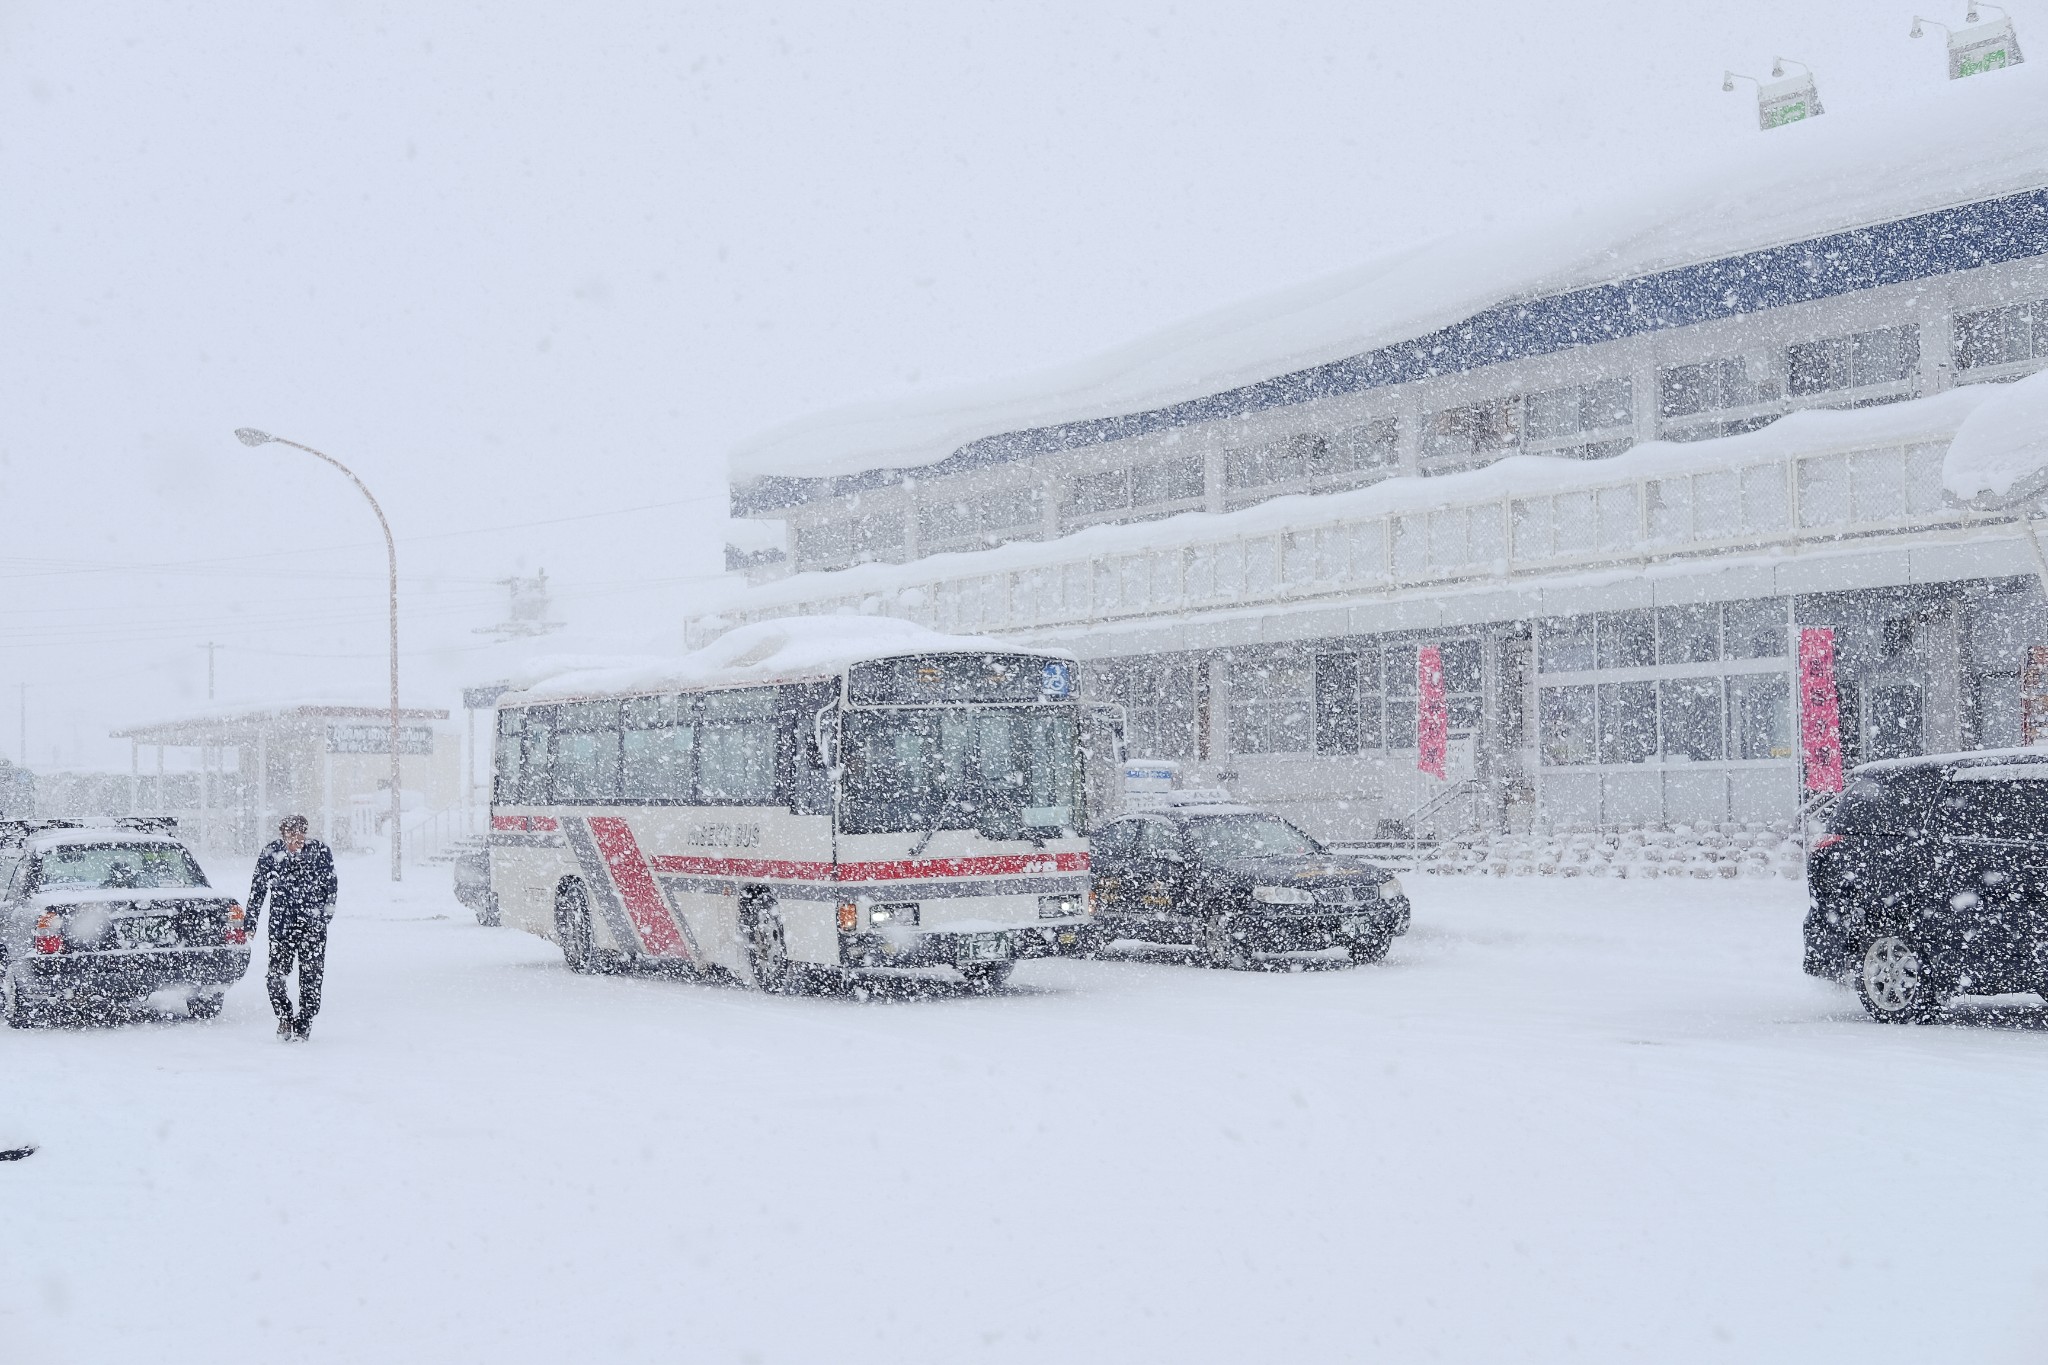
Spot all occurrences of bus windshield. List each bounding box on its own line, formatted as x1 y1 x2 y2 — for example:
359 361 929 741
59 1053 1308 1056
840 707 1082 838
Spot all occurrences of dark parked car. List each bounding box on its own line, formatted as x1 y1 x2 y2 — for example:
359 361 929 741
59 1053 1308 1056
0 819 251 1027
1806 749 2048 1022
1088 800 1410 968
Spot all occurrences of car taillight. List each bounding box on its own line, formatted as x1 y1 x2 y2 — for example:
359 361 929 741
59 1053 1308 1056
32 911 63 955
225 902 247 945
836 902 859 933
1811 833 1844 853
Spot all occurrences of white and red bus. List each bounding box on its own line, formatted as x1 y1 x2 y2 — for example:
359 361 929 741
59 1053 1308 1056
487 620 1122 990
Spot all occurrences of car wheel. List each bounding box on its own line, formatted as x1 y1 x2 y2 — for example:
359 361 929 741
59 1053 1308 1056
186 989 225 1021
1855 933 1949 1023
2 972 49 1029
960 962 1015 992
555 881 597 974
1198 914 1254 971
475 892 502 928
739 894 795 993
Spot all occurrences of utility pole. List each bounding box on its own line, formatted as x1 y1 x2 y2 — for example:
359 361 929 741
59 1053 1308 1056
198 642 220 701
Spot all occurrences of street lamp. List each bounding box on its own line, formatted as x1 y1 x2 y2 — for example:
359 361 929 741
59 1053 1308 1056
235 428 405 881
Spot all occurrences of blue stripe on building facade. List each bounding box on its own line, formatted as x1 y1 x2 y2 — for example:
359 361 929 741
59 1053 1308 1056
734 186 2048 515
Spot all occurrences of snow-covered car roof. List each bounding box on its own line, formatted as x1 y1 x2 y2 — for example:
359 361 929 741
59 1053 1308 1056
22 829 188 851
1852 745 2048 777
504 616 1075 705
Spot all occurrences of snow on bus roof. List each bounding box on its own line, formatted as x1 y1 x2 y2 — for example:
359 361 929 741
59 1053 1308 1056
733 64 2048 485
506 617 1075 704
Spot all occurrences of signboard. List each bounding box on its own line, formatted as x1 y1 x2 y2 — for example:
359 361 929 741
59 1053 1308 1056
326 723 434 756
1757 73 1823 129
1416 645 1448 780
2021 646 2048 745
462 683 512 710
1124 760 1180 795
1797 628 1844 792
1950 19 2024 79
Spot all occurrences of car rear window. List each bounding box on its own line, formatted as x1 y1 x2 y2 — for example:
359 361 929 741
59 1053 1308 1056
30 843 208 891
1830 771 1939 837
1938 768 2048 841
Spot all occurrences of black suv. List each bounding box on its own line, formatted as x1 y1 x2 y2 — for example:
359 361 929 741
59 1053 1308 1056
1088 800 1410 968
1806 749 2048 1022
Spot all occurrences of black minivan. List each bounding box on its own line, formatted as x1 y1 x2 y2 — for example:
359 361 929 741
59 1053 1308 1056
1806 748 2048 1022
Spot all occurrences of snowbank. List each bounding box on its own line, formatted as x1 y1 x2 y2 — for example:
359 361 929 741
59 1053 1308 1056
511 616 1065 702
1942 368 2048 504
733 65 2048 484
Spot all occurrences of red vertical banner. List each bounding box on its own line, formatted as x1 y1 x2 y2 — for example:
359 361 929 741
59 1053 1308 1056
1417 644 1448 780
1798 627 1844 792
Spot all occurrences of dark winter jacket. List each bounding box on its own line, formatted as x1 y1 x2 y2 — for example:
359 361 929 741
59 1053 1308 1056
247 839 338 931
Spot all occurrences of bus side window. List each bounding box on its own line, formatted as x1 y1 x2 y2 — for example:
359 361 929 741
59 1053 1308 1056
623 694 694 803
519 707 558 806
697 688 778 805
494 707 525 805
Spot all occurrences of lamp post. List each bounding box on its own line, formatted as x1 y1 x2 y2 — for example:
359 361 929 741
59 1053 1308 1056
235 428 404 881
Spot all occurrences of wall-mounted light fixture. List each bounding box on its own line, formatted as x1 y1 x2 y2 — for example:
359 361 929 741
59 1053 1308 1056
1913 5 2025 77
1723 57 1825 129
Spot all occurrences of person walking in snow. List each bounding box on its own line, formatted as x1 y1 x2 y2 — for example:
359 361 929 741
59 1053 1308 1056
247 814 338 1042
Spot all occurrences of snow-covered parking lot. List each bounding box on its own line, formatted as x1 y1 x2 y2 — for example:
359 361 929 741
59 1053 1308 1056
7 861 2048 1364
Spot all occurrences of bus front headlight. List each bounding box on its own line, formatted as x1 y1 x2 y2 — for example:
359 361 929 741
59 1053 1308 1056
1038 893 1086 920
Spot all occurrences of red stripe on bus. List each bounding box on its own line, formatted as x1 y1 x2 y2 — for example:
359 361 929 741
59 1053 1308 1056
648 855 836 880
837 853 1089 881
643 852 1088 882
586 816 688 957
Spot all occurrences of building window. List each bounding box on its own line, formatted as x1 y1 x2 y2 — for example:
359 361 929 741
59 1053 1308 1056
1098 658 1200 761
1063 454 1202 523
1658 356 1776 421
1659 678 1724 761
1421 397 1520 467
791 510 905 569
1524 378 1634 459
1955 300 2046 372
918 486 1040 549
1228 655 1314 754
1787 325 1919 397
1540 685 1596 765
1320 419 1400 477
1729 675 1793 759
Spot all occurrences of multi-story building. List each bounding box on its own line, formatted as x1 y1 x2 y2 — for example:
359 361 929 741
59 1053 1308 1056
701 76 2048 842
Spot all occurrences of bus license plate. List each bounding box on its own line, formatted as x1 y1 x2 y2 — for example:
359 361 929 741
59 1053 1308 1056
965 933 1010 962
120 917 175 948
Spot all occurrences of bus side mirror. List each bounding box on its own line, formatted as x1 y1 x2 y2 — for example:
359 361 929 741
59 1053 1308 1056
813 707 840 770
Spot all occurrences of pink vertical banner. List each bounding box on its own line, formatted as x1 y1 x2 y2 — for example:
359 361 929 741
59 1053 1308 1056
1417 644 1448 780
1798 627 1844 792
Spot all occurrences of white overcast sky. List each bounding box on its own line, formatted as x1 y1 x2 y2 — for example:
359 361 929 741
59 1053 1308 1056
0 0 2016 771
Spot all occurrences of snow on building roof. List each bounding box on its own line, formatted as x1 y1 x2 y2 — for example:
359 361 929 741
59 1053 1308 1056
731 63 2048 495
113 702 453 746
1942 367 2048 505
505 616 1076 704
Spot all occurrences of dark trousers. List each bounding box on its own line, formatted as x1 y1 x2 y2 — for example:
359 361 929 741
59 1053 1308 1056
266 914 330 1024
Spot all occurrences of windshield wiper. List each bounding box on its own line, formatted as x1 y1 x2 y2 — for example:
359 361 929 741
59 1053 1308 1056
908 786 956 859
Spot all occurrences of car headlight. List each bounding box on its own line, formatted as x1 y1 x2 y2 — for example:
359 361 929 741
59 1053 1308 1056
1378 877 1405 902
1252 885 1316 905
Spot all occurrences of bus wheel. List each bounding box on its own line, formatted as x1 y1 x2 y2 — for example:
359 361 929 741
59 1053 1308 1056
556 881 597 974
960 962 1014 992
739 894 793 993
